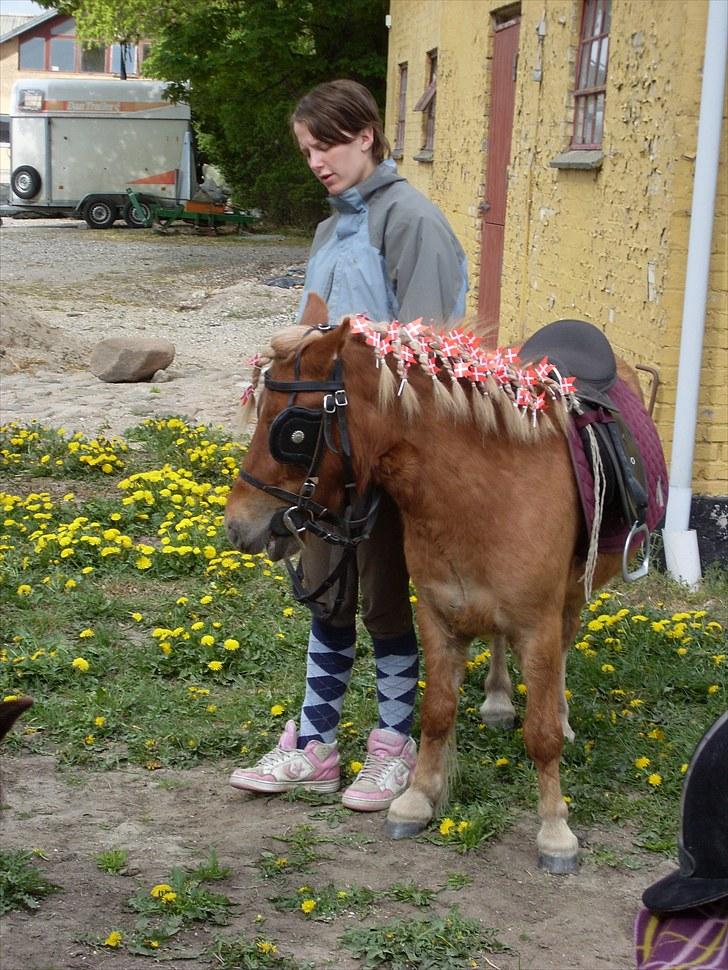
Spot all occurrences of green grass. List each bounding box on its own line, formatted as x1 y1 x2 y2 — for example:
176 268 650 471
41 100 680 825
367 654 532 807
0 848 60 913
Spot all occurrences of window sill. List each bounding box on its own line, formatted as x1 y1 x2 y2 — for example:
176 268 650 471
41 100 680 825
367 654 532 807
549 149 603 170
413 150 434 163
391 149 404 160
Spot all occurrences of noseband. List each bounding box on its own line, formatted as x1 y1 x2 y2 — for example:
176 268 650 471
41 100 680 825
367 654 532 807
238 330 380 619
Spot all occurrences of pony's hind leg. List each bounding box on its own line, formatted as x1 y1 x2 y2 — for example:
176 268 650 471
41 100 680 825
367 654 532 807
480 634 516 729
520 617 579 874
386 605 466 839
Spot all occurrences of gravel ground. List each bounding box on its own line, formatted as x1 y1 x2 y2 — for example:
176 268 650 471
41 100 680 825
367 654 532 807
0 217 310 436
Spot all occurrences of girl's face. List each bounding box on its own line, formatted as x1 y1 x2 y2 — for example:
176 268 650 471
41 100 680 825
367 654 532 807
293 121 377 195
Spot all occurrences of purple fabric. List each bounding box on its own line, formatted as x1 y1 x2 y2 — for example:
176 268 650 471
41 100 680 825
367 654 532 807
566 378 669 554
635 904 728 969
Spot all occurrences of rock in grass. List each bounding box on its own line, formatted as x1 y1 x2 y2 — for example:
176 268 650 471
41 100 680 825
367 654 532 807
90 337 175 383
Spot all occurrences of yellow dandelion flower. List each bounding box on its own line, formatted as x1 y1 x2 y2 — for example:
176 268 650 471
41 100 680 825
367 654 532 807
200 634 215 647
162 891 177 903
149 883 172 898
104 931 123 948
207 660 223 671
634 756 650 769
647 773 662 787
144 940 160 950
282 607 294 617
601 663 615 673
439 818 455 836
707 684 720 695
200 594 213 605
79 628 94 639
16 584 32 596
71 657 90 672
350 760 363 774
256 941 278 955
270 704 284 716
223 638 240 651
516 683 527 694
301 898 317 914
457 820 470 833
94 716 106 727
495 757 509 767
130 612 143 622
647 728 665 740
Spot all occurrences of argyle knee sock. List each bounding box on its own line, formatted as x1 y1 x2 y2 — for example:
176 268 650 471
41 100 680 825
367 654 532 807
298 618 356 747
372 629 419 738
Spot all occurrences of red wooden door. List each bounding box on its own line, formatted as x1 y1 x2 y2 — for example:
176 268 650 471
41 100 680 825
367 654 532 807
478 15 520 345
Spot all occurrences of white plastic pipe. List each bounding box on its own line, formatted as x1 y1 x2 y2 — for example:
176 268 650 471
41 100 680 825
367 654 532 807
662 0 728 588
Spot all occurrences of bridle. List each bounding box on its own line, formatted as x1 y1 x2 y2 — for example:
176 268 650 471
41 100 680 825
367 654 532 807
238 328 380 619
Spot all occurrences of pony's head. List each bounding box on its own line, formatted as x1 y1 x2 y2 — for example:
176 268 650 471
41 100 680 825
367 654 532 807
225 295 355 561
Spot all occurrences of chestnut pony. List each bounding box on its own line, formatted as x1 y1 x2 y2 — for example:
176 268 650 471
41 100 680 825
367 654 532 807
225 295 644 873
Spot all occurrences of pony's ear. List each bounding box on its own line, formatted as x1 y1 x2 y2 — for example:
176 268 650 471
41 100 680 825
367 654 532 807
300 292 329 327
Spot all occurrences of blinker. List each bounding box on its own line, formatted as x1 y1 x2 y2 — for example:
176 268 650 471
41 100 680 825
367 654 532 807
269 406 324 467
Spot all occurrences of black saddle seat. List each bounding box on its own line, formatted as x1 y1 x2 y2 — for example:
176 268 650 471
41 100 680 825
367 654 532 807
520 319 617 407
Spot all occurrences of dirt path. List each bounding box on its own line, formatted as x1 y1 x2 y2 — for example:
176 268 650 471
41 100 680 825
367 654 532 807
0 218 671 969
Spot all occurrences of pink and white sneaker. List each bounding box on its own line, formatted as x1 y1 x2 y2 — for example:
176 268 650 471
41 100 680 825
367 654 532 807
341 728 417 812
229 720 340 794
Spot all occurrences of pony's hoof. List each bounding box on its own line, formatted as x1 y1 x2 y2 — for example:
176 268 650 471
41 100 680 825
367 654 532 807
538 851 579 875
385 817 428 840
481 712 516 730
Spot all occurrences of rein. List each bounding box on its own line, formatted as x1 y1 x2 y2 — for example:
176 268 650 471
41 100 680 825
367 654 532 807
238 335 380 620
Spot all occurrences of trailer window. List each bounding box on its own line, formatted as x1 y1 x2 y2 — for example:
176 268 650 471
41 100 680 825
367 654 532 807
0 116 9 146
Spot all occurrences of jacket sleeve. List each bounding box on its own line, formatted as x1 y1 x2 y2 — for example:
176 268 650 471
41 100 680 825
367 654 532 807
382 206 467 325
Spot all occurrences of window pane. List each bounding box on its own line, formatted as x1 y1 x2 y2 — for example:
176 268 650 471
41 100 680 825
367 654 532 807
587 39 600 87
111 43 138 75
50 38 76 71
593 0 604 36
81 46 106 73
594 93 605 143
603 0 612 34
50 17 76 35
0 116 10 144
597 38 609 86
19 36 44 70
574 98 586 144
584 94 596 144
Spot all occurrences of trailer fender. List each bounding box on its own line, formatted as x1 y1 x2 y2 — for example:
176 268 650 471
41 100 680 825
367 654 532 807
11 166 42 200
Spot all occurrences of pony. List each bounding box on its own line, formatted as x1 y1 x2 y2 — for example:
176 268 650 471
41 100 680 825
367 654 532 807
225 294 664 873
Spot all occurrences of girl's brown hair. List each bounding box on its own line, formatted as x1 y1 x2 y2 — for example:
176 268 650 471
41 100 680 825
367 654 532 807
292 79 390 163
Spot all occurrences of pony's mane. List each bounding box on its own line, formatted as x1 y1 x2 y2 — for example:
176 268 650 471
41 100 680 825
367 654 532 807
238 317 579 442
347 315 576 442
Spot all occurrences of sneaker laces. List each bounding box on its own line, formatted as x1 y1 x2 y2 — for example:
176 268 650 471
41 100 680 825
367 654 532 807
254 745 294 770
355 753 399 784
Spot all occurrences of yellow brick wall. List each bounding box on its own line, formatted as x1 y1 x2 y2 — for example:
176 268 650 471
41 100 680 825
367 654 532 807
386 0 727 495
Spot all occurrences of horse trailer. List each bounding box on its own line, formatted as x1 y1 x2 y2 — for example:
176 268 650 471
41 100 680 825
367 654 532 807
7 77 195 228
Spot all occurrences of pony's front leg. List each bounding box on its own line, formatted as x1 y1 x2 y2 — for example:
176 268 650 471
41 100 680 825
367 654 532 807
520 619 579 874
480 634 515 729
386 605 466 839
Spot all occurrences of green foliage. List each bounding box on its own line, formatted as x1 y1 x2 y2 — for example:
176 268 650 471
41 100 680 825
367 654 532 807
340 907 511 969
0 849 60 914
210 934 315 970
38 0 390 227
95 848 130 874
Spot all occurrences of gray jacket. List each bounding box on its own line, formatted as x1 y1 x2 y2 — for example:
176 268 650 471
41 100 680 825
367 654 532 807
298 160 467 326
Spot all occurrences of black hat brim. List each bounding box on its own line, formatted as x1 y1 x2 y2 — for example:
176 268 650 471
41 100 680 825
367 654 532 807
643 869 728 913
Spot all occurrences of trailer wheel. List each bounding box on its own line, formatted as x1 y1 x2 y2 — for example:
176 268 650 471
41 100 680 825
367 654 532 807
11 166 41 200
123 199 151 228
84 198 117 229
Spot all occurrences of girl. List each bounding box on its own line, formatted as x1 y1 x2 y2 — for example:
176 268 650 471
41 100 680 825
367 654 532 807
230 79 467 812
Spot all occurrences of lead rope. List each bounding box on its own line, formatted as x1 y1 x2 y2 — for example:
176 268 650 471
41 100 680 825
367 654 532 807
582 423 606 602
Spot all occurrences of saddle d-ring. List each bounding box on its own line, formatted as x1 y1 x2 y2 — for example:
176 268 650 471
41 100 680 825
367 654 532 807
622 521 650 582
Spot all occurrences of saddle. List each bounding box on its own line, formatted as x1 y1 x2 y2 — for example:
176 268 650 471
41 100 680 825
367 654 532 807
520 320 667 579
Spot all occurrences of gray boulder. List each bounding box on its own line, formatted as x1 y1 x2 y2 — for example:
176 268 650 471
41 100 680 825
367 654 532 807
90 337 175 383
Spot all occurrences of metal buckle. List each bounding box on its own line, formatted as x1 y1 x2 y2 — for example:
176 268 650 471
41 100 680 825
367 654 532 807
334 389 348 407
622 522 650 582
282 507 307 551
300 478 317 499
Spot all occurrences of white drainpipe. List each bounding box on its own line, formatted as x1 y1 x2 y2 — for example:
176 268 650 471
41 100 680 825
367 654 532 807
662 0 728 588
